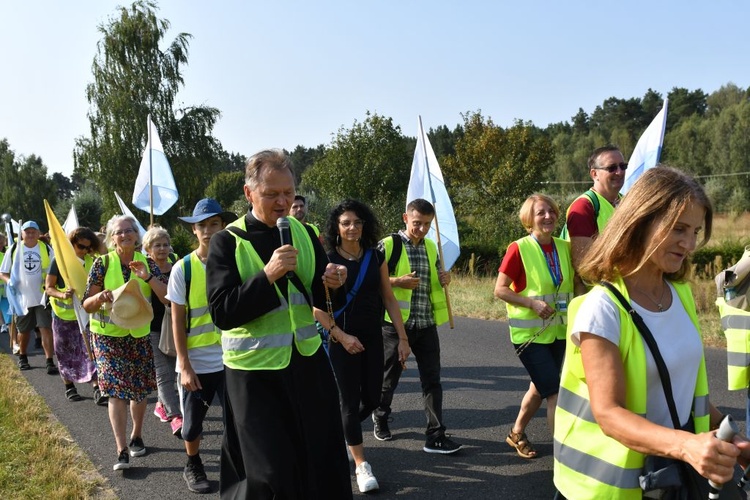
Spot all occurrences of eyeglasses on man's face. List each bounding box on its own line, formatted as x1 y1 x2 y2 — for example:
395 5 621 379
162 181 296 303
594 162 628 173
113 227 136 237
339 220 364 229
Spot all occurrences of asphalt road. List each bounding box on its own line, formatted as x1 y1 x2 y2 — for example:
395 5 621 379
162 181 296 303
2 317 746 499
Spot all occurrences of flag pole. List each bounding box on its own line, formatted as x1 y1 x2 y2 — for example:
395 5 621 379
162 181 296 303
418 115 455 329
148 114 154 227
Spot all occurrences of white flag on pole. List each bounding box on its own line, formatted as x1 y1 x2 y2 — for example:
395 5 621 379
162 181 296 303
114 191 148 239
406 116 460 270
62 205 79 235
622 98 668 194
132 114 178 215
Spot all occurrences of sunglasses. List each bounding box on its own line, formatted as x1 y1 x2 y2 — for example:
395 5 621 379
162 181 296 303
594 162 628 173
75 242 91 251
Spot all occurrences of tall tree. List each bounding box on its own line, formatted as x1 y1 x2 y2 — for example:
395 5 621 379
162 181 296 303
0 139 57 229
73 0 223 222
442 112 554 250
300 112 412 230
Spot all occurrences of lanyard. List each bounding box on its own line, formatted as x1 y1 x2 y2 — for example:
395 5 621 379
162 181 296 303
530 235 562 289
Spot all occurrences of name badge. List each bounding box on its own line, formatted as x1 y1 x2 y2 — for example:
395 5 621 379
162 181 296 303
556 300 568 313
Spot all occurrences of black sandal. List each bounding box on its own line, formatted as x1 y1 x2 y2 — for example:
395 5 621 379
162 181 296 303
65 387 83 402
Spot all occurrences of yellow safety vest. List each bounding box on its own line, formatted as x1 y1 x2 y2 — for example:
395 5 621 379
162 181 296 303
11 242 51 292
506 236 574 343
184 252 221 350
553 278 709 500
90 252 151 338
563 190 617 241
221 216 320 371
717 297 750 390
381 235 448 326
49 254 94 321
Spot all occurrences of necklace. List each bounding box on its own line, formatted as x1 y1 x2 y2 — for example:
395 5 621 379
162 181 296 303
337 246 362 261
635 280 668 312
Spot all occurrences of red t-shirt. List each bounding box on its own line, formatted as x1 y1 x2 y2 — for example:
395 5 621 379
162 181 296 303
565 196 598 238
498 240 556 293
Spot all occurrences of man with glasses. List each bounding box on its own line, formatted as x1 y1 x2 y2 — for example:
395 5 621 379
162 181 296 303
564 145 627 277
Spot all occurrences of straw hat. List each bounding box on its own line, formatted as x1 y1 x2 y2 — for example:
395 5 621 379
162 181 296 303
104 279 153 330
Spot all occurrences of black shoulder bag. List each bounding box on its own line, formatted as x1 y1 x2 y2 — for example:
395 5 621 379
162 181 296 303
601 281 745 500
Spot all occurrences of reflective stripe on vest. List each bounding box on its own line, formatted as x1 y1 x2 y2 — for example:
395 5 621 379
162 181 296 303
185 252 221 350
553 278 709 499
717 297 750 390
381 235 448 326
90 252 151 338
506 236 574 343
50 254 94 320
221 216 319 371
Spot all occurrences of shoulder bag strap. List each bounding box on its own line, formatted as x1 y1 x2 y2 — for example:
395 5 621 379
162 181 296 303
333 249 373 319
600 281 682 429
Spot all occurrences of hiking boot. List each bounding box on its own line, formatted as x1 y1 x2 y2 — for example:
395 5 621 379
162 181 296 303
94 388 109 406
153 401 170 422
128 436 146 457
355 461 379 493
183 459 211 493
46 361 58 375
18 356 30 371
372 414 392 441
113 449 130 470
423 435 462 454
171 415 183 439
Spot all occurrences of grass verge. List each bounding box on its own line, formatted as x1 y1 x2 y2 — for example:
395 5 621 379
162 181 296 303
0 352 115 499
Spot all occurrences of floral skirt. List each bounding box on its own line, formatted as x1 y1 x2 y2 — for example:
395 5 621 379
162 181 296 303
92 332 156 403
52 317 97 384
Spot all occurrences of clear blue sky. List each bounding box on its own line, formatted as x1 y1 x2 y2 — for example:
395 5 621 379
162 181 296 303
2 1 748 178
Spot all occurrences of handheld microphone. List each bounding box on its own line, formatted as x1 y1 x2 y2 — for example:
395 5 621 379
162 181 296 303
276 217 294 279
709 415 738 499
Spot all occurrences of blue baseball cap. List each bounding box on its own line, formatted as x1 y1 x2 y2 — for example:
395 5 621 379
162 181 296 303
179 198 236 224
21 221 39 231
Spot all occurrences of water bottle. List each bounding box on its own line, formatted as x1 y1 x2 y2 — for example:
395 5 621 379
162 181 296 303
724 286 737 301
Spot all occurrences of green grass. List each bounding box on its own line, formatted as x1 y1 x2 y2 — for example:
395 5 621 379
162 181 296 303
0 352 115 500
450 274 726 347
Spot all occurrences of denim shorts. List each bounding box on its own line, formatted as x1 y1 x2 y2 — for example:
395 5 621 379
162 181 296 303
513 339 565 399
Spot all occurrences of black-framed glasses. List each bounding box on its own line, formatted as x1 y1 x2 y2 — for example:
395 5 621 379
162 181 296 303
594 162 628 173
75 242 91 251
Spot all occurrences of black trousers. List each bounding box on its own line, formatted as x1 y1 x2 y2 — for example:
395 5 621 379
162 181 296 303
329 330 384 446
374 323 445 441
220 346 352 500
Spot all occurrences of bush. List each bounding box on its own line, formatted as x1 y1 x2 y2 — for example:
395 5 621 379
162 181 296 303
692 240 747 278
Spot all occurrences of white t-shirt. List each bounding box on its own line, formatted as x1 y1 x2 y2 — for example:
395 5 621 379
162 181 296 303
166 256 223 374
0 242 54 314
571 282 702 428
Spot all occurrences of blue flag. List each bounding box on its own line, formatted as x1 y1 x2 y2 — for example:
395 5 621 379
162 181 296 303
622 98 668 194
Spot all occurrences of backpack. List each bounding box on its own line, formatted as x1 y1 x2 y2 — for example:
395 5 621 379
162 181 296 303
386 233 403 275
560 189 600 240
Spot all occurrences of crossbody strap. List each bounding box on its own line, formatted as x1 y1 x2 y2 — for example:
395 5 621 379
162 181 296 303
333 249 373 319
600 281 682 430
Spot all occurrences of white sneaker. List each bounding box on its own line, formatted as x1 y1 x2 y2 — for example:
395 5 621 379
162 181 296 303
355 461 379 493
12 342 20 355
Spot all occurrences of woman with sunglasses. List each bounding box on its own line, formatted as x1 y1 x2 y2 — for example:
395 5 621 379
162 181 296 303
45 227 104 404
142 226 183 438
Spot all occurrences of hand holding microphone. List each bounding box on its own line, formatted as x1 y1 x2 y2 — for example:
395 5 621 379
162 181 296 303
274 217 296 280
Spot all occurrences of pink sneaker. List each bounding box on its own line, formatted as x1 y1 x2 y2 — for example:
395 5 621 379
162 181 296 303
171 415 183 439
153 402 170 423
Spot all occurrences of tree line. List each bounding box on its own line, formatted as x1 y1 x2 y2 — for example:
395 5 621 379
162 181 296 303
2 1 748 268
